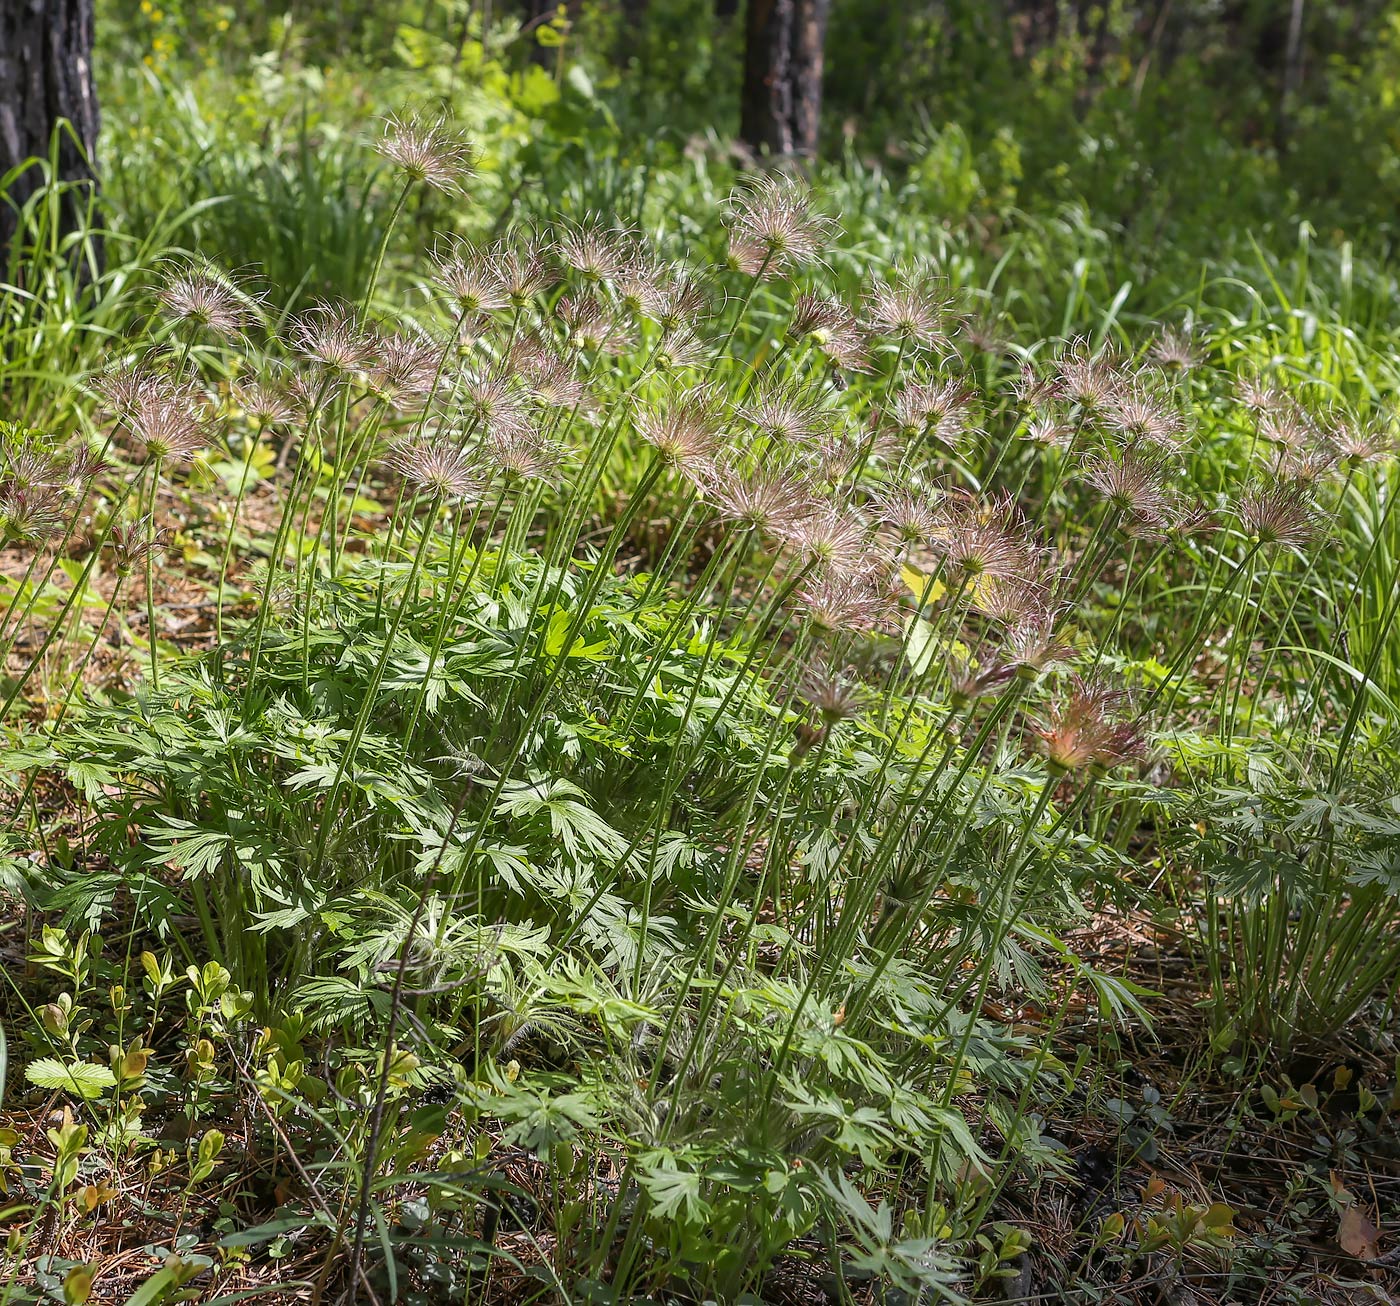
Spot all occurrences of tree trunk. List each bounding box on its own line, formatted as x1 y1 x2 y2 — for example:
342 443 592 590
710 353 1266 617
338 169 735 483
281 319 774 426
0 0 100 253
740 0 831 160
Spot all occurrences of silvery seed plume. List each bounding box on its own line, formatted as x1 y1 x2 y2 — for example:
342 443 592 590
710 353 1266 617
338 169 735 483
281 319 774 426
431 238 509 316
1237 480 1319 549
372 331 442 406
125 377 210 464
708 462 819 535
377 112 475 192
459 368 532 441
555 216 638 283
1083 449 1174 536
1149 327 1202 372
158 261 259 337
864 265 959 352
1056 338 1126 412
108 517 170 577
800 659 868 724
637 387 725 473
291 303 373 374
557 293 635 355
789 292 870 372
724 172 834 278
783 507 878 581
510 335 588 409
795 569 899 635
385 438 484 503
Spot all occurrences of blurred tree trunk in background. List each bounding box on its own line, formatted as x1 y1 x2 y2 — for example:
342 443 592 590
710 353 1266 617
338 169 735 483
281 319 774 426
0 0 100 254
741 0 831 159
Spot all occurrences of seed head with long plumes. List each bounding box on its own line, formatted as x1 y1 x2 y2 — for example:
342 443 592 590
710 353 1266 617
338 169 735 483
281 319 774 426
1056 339 1126 413
457 368 532 441
1163 494 1218 541
927 492 1037 585
376 113 475 192
1010 362 1063 411
372 331 442 406
235 379 293 429
1149 327 1202 372
873 486 942 546
1106 385 1185 451
638 264 712 334
285 370 344 420
0 453 68 545
431 239 508 316
1034 674 1145 774
1258 402 1317 456
158 262 256 336
1237 481 1319 549
291 304 373 374
708 463 819 536
491 234 555 307
740 383 833 448
1327 411 1397 468
890 377 977 447
1277 443 1338 486
1002 607 1073 679
510 335 587 409
783 508 877 581
123 376 210 464
1083 449 1174 536
653 326 710 374
972 572 1053 627
724 173 834 278
57 442 108 491
864 266 959 351
555 217 637 284
637 387 725 473
800 660 868 725
385 438 484 502
796 568 899 635
94 366 160 418
557 293 635 355
789 292 870 372
108 517 170 577
483 426 567 483
947 653 1016 708
1235 372 1284 417
1023 414 1073 449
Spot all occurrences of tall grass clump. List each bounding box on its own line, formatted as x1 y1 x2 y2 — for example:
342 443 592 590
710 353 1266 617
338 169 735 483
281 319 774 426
1 111 1398 1302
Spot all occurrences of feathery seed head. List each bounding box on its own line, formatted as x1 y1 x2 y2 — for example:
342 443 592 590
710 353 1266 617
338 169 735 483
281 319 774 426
864 265 958 350
385 438 484 502
800 660 868 725
947 653 1016 708
1148 327 1202 372
158 262 256 336
637 387 725 472
291 304 373 374
108 517 169 577
1035 674 1144 774
789 292 870 372
377 113 475 192
724 173 834 278
431 240 508 316
1237 480 1318 549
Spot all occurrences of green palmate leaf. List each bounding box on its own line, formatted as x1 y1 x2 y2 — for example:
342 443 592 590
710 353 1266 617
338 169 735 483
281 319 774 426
637 1149 711 1223
25 1058 116 1100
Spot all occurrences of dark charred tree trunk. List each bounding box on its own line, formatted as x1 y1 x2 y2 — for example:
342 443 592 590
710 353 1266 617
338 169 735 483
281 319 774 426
716 0 740 18
0 0 100 255
740 0 831 160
